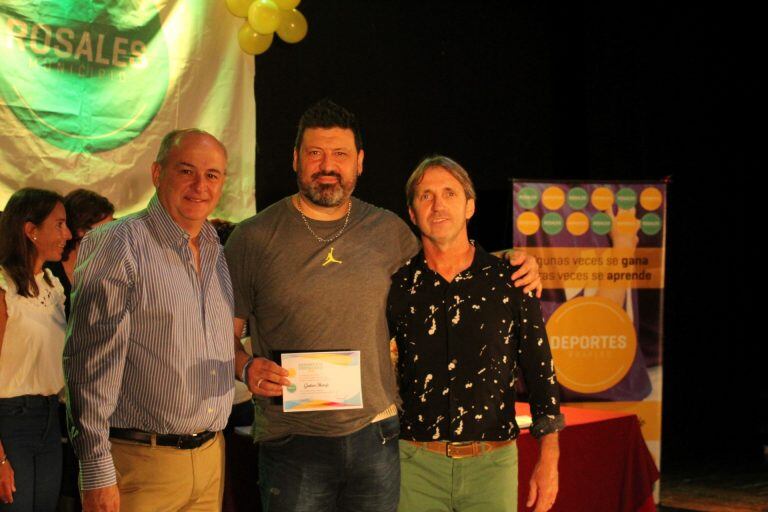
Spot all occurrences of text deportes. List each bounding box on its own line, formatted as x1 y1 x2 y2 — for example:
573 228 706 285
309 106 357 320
549 335 628 350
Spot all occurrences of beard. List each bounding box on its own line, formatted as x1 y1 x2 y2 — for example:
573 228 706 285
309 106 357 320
297 169 357 207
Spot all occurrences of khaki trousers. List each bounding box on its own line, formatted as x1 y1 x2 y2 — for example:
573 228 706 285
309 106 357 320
111 432 224 512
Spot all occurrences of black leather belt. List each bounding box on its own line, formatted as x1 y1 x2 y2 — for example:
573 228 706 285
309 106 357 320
109 428 216 449
0 395 58 407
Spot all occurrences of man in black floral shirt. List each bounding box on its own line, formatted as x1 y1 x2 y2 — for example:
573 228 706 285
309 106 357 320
387 156 565 512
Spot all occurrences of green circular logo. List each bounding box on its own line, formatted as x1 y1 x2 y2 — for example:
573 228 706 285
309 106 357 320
591 212 612 235
286 383 297 393
616 188 637 209
641 213 661 235
0 3 169 153
541 212 563 235
517 187 540 209
567 187 588 210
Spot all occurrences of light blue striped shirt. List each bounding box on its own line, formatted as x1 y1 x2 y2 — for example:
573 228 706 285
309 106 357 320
63 195 235 490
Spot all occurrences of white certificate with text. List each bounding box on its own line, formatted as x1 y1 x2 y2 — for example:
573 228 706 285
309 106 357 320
281 351 363 412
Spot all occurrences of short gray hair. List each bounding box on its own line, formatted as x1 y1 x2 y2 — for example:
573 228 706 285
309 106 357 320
154 129 228 167
405 155 476 207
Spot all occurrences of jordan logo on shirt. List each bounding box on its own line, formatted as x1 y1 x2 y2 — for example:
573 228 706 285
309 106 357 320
322 247 342 266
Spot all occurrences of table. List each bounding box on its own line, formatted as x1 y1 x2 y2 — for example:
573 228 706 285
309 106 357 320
516 403 659 512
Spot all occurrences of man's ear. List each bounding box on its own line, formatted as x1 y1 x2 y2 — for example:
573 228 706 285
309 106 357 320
408 206 416 225
151 162 163 188
356 149 364 176
465 198 476 220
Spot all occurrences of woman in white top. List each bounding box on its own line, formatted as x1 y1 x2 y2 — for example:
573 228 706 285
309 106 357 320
0 188 71 510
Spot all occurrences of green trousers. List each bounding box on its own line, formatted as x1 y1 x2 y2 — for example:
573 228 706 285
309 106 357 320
398 440 518 512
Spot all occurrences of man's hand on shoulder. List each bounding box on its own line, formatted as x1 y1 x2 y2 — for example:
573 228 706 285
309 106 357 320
504 249 542 298
81 484 120 512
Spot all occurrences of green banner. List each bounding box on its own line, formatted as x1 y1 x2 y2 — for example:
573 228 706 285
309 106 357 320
1 0 255 220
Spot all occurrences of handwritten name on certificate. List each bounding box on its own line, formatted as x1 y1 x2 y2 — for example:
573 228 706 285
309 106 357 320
281 351 363 412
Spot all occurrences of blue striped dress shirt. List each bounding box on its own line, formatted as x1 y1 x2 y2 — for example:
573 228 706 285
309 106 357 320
63 195 235 490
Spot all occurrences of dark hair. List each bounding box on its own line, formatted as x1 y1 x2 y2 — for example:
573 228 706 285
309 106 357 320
210 218 236 244
0 188 64 297
62 189 115 261
155 128 228 167
294 99 363 151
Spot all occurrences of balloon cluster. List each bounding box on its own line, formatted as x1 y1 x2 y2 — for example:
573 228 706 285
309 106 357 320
226 0 308 55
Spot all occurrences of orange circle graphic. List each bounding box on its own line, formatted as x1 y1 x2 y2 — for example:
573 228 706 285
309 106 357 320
591 187 615 211
517 211 540 236
639 187 663 211
541 186 566 211
566 212 589 236
546 297 637 394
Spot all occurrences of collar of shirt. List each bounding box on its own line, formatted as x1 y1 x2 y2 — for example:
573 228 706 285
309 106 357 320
410 242 499 283
145 195 219 249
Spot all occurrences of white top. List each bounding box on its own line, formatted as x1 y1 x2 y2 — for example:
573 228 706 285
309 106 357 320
0 266 67 397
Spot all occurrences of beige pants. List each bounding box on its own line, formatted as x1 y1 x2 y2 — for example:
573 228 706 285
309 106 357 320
111 432 225 512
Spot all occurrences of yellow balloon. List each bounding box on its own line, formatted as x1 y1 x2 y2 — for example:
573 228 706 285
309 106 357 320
274 0 300 9
238 23 273 55
248 0 281 35
226 0 253 18
276 8 307 44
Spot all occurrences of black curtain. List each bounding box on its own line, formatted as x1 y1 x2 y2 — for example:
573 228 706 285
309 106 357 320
252 1 757 467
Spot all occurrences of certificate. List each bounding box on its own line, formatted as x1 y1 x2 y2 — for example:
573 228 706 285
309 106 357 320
281 351 363 412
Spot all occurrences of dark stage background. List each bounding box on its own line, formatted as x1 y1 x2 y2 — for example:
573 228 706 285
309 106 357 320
251 2 758 468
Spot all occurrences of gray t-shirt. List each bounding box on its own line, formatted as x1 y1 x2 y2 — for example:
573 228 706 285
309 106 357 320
224 196 419 439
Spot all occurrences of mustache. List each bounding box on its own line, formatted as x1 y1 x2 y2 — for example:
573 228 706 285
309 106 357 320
311 171 342 181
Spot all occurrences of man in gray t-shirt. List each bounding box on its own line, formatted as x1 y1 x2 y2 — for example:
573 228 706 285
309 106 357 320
225 195 418 441
225 100 540 512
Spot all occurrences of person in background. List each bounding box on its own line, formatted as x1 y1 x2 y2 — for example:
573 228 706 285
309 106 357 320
47 189 115 318
0 188 72 510
44 189 114 512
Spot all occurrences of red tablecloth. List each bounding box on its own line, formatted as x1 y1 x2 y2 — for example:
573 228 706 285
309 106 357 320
516 403 659 512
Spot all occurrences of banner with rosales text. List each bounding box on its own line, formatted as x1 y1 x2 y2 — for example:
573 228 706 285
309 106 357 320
512 180 666 477
0 0 255 219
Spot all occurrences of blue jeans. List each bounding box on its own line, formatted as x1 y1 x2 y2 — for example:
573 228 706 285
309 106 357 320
258 415 400 512
0 395 62 512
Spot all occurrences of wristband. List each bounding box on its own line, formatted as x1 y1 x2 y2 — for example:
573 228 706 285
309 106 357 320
241 356 255 383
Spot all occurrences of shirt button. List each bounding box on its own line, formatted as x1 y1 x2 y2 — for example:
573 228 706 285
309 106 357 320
210 370 217 376
207 408 214 413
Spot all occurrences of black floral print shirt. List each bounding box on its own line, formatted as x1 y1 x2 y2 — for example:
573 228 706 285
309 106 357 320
387 245 564 441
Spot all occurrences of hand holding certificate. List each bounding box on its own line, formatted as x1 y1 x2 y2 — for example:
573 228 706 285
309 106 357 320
241 356 290 397
281 351 363 412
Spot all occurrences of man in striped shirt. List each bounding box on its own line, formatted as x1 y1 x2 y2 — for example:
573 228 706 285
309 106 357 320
64 129 235 512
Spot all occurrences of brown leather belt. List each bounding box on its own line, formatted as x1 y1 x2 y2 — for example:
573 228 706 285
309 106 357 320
405 439 514 459
109 428 216 449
